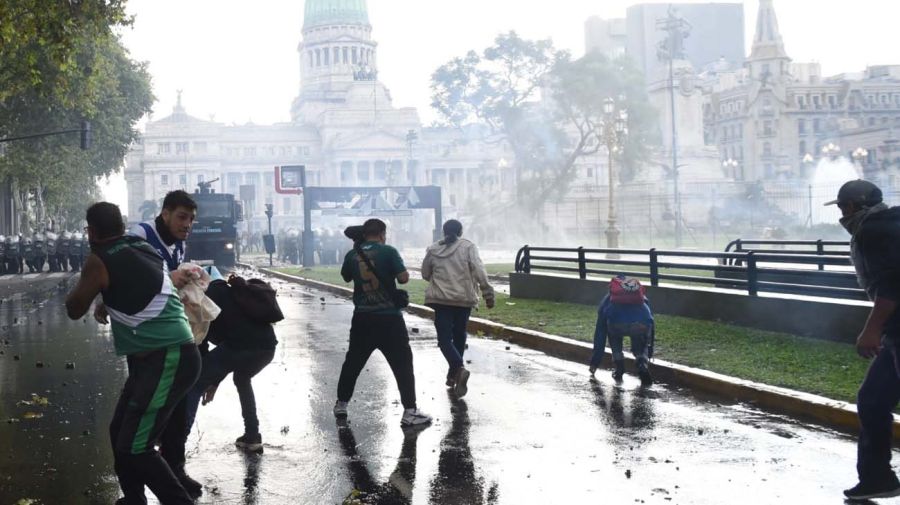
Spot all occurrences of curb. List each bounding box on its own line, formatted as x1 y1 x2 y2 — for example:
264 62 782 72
253 265 898 439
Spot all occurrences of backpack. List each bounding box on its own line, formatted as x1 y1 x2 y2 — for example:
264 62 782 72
227 274 284 324
609 275 645 305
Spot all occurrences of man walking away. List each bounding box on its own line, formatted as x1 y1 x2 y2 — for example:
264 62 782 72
827 181 900 501
65 202 199 505
589 275 655 385
421 219 495 398
334 219 432 427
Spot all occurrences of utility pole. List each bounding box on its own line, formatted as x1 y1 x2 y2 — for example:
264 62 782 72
657 6 690 248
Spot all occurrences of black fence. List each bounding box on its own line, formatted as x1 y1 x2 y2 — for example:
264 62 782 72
514 245 864 301
723 239 850 270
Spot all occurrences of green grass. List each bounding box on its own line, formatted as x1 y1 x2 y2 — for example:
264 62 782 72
276 266 867 404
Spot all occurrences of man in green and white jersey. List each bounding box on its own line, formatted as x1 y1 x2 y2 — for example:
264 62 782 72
66 202 199 505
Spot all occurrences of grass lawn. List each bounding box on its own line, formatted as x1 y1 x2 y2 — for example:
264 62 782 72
276 266 867 404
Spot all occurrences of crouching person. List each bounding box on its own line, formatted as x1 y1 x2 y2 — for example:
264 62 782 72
184 272 280 452
65 202 199 505
589 275 654 385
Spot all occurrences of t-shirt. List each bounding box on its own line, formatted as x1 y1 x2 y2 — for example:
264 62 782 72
93 236 193 356
128 220 184 272
341 241 406 315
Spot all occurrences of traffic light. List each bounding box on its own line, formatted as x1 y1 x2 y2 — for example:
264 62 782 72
80 120 91 150
264 203 274 219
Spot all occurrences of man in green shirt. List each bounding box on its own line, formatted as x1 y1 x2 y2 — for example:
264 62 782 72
334 219 431 427
65 202 199 505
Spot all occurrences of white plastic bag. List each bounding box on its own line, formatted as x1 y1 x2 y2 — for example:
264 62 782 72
176 262 221 344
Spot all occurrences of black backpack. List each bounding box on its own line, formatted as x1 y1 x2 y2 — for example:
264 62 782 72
227 274 284 324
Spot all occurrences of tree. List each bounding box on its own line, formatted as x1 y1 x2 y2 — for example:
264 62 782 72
431 32 657 220
0 1 152 231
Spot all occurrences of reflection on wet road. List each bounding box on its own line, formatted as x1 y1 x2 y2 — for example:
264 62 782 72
1 273 899 504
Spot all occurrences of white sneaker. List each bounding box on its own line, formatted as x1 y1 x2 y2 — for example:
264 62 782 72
333 400 348 418
400 408 432 427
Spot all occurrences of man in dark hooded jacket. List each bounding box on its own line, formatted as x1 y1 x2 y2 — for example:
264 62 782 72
831 180 900 501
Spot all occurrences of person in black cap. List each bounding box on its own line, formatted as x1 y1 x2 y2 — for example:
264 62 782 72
828 180 900 501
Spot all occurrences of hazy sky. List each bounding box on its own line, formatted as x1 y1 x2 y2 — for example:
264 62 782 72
117 0 899 125
103 0 900 209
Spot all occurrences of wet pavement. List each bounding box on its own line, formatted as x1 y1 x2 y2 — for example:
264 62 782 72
1 272 899 504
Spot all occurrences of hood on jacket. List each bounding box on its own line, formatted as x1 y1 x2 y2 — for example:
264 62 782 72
426 237 467 258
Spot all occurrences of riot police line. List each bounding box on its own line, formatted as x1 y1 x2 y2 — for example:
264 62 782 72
0 231 89 274
273 227 351 266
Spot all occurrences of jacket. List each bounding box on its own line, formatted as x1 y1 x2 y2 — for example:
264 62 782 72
852 206 900 336
204 280 278 351
422 237 494 308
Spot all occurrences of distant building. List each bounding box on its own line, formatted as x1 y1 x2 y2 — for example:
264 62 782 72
584 16 626 59
703 0 900 181
625 3 745 81
125 0 511 241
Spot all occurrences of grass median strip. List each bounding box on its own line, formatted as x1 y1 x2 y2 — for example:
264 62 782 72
276 266 867 404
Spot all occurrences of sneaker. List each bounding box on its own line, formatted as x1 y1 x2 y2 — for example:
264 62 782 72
844 477 900 500
174 470 203 499
589 366 597 376
235 433 263 452
333 400 348 418
453 368 471 398
638 367 654 386
401 408 432 427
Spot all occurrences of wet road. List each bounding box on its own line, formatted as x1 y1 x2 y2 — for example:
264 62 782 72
1 272 899 504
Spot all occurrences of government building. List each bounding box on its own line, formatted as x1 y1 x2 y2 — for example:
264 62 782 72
125 0 512 240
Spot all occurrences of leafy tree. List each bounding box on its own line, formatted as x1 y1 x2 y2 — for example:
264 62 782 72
0 1 152 231
431 32 657 221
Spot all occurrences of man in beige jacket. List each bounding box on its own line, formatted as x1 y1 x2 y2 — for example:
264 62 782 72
422 220 495 397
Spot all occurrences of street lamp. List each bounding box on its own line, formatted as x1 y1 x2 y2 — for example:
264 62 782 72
852 147 869 175
722 158 740 178
821 142 841 159
602 97 627 254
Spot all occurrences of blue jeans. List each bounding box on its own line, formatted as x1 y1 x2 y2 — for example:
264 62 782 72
185 346 275 436
591 322 651 370
857 338 900 484
433 304 472 374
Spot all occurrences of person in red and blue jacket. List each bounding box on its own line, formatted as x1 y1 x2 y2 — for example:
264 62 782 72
589 275 655 385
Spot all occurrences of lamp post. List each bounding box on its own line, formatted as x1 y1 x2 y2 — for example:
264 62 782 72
722 158 740 179
852 147 869 176
602 96 628 254
821 142 841 159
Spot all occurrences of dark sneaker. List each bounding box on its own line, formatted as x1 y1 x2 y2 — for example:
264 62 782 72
445 377 455 388
235 433 263 452
612 361 625 381
174 470 202 499
638 367 654 386
453 367 471 398
844 477 900 500
333 400 348 418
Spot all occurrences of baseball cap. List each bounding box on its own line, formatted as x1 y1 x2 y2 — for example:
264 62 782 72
823 179 883 207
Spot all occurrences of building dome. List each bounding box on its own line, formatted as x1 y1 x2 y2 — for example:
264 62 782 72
303 0 369 30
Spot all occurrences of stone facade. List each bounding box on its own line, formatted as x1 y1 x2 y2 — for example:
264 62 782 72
704 0 900 182
125 0 509 236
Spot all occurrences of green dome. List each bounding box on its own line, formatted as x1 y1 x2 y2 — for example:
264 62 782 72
303 0 369 29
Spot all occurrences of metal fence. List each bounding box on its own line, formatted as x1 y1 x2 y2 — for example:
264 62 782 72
514 245 864 301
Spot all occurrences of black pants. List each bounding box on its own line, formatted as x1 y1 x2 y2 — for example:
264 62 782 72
185 346 275 436
110 343 200 505
857 338 900 484
337 312 417 409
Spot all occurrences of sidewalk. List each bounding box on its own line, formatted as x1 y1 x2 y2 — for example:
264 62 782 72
0 272 76 301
